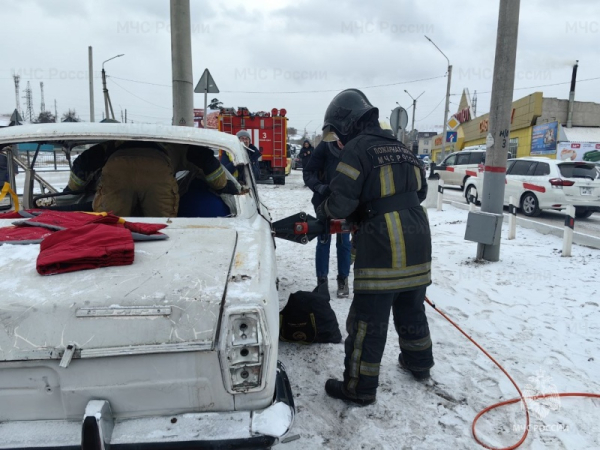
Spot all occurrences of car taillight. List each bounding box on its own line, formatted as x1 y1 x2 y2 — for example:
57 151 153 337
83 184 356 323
549 178 575 187
220 309 269 393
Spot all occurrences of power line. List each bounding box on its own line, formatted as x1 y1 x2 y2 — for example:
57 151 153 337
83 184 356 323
415 95 446 122
107 74 448 94
473 76 600 95
107 78 171 110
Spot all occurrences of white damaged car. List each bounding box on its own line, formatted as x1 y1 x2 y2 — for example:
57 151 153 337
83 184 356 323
0 123 294 449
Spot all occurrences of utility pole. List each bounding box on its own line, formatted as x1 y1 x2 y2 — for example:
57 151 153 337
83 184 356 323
39 82 45 112
425 36 452 162
12 74 21 116
102 54 124 121
476 0 521 262
404 90 424 132
125 108 127 123
23 81 35 122
89 46 95 122
170 0 194 127
54 99 58 122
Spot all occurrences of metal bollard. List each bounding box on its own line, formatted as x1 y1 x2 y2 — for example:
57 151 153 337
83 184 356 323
562 205 575 257
508 196 517 240
436 180 444 211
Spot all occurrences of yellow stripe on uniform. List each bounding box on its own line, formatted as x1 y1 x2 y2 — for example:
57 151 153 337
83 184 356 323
347 320 368 393
336 162 360 180
385 211 405 268
354 273 432 291
205 165 225 182
355 262 432 279
380 165 396 197
359 361 380 377
414 166 422 191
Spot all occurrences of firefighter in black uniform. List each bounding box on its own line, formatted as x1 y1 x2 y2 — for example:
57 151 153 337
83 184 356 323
316 89 434 406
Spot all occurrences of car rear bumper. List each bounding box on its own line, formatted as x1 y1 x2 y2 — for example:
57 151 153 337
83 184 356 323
0 361 295 450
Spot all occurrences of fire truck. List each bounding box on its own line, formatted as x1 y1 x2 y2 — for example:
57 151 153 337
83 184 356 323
218 107 288 185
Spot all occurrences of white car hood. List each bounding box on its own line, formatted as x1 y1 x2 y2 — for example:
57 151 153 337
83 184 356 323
0 222 237 362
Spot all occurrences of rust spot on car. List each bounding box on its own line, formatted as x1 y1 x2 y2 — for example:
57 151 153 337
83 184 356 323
234 253 244 268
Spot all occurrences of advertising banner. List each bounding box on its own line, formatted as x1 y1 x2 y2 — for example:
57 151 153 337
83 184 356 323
531 122 558 155
193 108 219 129
557 141 600 162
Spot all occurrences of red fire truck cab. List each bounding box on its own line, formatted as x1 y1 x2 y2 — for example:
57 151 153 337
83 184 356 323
218 107 288 185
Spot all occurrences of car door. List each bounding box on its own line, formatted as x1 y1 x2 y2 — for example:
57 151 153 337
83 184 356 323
436 153 457 186
455 152 471 187
505 160 535 205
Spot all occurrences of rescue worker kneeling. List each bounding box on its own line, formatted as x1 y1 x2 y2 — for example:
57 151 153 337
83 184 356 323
92 141 231 217
317 89 434 406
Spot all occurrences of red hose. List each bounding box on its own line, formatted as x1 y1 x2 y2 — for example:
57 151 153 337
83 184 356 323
425 296 600 450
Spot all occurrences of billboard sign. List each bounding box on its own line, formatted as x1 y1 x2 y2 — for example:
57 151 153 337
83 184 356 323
557 141 600 162
531 121 558 155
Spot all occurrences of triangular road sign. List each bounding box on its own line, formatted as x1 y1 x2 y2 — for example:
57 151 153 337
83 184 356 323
194 69 219 94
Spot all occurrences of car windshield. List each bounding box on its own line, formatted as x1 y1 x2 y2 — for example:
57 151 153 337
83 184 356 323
558 162 598 180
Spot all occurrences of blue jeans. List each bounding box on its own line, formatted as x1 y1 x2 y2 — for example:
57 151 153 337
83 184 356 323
316 233 351 279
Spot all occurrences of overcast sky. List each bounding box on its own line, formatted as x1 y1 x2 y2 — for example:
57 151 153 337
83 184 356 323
1 0 599 135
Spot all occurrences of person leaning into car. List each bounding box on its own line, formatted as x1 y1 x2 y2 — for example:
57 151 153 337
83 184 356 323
65 141 236 216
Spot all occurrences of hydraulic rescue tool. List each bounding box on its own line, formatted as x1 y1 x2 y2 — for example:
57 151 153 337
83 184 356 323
272 212 355 244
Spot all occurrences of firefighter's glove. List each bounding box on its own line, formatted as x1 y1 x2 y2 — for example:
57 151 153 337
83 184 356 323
316 184 330 197
217 179 241 195
316 201 329 223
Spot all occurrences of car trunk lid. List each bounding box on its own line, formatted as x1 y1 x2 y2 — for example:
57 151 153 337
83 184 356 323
0 222 237 362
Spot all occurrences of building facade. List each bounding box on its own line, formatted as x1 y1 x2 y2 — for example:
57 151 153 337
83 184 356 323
430 91 600 163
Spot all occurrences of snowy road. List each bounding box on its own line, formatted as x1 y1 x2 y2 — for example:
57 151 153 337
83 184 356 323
264 171 600 450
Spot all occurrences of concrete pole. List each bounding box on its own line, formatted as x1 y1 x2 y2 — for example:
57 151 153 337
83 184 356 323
476 0 521 261
88 46 95 122
440 65 452 162
436 179 444 211
102 68 109 121
170 0 194 127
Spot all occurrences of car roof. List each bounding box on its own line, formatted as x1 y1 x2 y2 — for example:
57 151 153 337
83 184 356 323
0 123 248 163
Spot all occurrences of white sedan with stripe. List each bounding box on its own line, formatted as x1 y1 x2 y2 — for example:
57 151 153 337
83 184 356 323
464 157 600 218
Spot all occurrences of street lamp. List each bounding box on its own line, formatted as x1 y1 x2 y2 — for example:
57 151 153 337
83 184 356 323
102 54 124 121
304 120 313 140
425 35 452 162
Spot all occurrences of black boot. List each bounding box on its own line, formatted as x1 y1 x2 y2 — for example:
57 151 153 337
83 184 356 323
324 379 376 406
317 276 328 286
399 353 431 380
336 276 349 298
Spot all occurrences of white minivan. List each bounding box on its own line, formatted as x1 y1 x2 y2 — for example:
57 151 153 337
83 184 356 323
431 147 486 189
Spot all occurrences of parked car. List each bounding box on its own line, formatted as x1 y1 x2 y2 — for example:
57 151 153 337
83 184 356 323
0 123 295 449
431 148 486 189
291 155 302 170
464 157 600 218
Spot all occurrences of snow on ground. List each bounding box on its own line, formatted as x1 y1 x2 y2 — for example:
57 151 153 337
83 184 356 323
261 171 600 450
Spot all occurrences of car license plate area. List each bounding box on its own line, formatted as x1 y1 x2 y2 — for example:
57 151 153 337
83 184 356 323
580 187 592 196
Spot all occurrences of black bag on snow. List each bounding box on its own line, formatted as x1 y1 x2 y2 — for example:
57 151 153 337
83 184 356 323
279 281 342 344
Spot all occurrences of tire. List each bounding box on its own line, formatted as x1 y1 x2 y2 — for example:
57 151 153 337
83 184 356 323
520 192 541 217
465 184 479 205
575 208 594 219
273 177 285 185
461 176 470 191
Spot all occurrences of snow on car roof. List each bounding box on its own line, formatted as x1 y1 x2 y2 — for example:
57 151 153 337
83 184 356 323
0 122 249 164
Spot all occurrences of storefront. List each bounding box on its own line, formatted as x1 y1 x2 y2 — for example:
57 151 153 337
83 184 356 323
430 91 600 163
